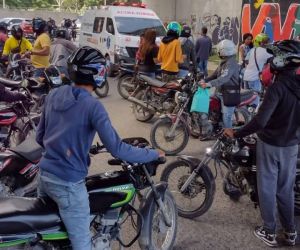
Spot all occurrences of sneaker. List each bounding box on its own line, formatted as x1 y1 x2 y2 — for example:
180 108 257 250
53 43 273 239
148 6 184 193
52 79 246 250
283 230 297 246
254 226 278 247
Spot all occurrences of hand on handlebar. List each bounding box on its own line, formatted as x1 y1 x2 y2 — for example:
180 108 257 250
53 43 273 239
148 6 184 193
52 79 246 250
223 128 235 138
156 149 165 158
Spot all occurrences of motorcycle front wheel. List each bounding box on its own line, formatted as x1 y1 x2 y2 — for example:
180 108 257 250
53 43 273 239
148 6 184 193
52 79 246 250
132 90 154 122
150 117 189 156
117 75 135 99
94 80 109 98
161 160 216 219
140 190 177 250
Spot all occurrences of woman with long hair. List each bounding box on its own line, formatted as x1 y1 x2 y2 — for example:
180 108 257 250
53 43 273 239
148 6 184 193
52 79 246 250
138 29 158 77
239 33 253 65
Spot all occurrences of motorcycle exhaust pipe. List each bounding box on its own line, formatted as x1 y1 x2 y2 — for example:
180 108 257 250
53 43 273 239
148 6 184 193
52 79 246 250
128 96 156 113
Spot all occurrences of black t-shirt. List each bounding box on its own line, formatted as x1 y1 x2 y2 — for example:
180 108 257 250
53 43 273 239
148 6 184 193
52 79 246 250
139 46 158 73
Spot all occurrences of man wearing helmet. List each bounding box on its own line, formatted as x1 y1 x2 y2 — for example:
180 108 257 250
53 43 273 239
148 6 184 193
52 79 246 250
200 39 240 130
225 40 300 247
157 21 183 82
50 29 77 78
179 25 196 78
2 25 32 59
243 33 272 107
36 46 162 250
26 18 51 77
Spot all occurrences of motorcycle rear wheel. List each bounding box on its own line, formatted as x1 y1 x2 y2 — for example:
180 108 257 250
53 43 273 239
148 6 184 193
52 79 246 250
161 160 215 219
132 90 154 122
150 117 189 156
94 80 109 98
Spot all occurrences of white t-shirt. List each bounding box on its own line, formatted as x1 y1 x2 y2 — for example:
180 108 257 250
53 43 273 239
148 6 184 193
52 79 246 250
243 47 272 81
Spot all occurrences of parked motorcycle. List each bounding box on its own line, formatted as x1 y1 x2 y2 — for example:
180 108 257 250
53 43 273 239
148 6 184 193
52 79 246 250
5 53 33 81
0 137 178 250
117 63 138 99
128 75 183 122
150 75 255 155
160 134 300 218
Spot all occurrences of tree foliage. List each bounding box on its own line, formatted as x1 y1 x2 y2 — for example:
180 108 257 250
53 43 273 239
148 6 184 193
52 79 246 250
5 0 56 8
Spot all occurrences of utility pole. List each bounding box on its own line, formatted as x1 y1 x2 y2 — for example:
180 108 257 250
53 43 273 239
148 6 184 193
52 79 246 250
3 0 5 9
104 0 107 5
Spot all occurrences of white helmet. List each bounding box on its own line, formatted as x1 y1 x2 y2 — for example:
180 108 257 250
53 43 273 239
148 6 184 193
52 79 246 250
217 39 236 57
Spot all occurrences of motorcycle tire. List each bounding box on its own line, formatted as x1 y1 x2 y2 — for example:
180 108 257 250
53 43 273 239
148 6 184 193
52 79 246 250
150 117 189 156
161 160 216 219
140 189 177 250
233 107 251 128
117 75 135 99
95 80 109 98
15 116 41 146
132 90 154 122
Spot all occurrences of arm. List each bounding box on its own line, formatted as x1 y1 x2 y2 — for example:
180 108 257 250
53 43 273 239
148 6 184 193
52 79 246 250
36 96 47 147
91 102 159 163
205 66 219 82
234 84 280 138
157 45 162 63
191 43 197 67
2 39 10 57
0 83 26 103
207 63 234 88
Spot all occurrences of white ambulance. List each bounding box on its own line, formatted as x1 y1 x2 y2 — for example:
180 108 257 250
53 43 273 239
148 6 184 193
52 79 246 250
79 3 166 75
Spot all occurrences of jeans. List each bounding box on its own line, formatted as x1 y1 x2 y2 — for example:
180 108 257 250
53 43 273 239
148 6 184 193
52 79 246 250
244 79 261 107
256 139 298 233
178 69 189 78
218 95 235 128
33 68 46 78
38 170 91 250
198 60 208 77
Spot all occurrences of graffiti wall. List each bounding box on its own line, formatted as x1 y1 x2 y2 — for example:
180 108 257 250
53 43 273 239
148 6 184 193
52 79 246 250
241 0 300 41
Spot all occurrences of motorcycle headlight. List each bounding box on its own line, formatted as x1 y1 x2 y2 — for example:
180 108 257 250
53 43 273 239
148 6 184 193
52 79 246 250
115 45 129 57
206 147 212 155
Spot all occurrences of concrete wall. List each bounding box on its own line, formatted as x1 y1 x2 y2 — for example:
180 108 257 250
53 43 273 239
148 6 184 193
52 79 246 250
143 0 176 23
0 9 78 23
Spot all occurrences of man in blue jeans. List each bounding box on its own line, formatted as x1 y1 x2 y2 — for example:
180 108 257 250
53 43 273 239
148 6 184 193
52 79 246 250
36 46 161 250
195 26 212 77
224 40 300 247
200 39 239 132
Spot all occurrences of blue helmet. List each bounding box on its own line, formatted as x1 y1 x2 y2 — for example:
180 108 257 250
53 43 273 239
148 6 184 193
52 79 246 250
167 22 182 36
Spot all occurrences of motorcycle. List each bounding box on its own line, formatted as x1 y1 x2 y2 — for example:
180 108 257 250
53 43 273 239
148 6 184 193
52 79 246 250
150 80 255 155
0 137 178 250
117 63 138 99
5 53 34 81
160 134 300 218
128 74 183 122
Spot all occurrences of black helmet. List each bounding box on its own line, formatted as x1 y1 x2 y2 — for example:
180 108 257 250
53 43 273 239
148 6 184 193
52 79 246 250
32 17 47 34
67 46 106 88
181 25 192 38
267 40 300 71
11 25 23 40
56 29 67 39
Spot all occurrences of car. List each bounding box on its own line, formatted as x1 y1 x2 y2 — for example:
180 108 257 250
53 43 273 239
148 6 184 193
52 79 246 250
20 19 33 36
0 18 25 31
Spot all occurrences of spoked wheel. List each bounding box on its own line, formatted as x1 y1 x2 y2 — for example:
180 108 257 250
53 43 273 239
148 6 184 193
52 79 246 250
232 107 250 128
95 80 109 98
117 75 135 99
161 160 215 219
150 117 189 156
132 90 154 122
146 190 177 250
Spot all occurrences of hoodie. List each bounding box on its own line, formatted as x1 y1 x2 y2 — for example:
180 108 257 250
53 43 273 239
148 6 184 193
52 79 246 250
235 68 300 146
158 34 183 73
36 85 159 182
179 37 196 70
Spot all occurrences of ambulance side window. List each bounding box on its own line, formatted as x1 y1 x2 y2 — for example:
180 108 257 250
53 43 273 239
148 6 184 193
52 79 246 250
106 18 115 35
93 17 105 33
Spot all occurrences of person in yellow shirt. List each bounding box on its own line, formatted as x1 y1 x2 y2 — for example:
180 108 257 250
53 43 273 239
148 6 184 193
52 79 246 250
2 25 32 59
157 21 183 82
26 18 51 77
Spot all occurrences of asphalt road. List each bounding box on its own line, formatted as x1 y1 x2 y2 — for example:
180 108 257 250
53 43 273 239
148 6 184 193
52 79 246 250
89 76 300 250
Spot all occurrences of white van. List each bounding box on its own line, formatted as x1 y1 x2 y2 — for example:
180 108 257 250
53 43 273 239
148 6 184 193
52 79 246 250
79 4 166 74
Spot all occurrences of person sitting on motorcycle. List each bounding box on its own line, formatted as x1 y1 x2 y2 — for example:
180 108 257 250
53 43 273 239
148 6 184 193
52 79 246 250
179 25 196 78
200 39 240 130
157 21 183 82
0 83 27 103
26 18 51 78
137 29 158 78
2 25 32 60
36 46 162 250
224 40 300 247
50 29 77 78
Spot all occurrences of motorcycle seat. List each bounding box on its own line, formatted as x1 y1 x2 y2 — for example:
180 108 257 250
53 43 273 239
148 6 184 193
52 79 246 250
0 77 22 89
120 63 135 70
0 197 62 234
10 136 43 163
239 90 257 106
139 75 165 88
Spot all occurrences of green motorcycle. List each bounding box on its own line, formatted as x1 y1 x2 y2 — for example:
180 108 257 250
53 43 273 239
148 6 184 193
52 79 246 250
0 138 177 250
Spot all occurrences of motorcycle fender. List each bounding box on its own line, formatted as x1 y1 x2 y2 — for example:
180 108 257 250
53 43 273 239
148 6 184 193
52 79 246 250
118 72 133 79
138 182 168 249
